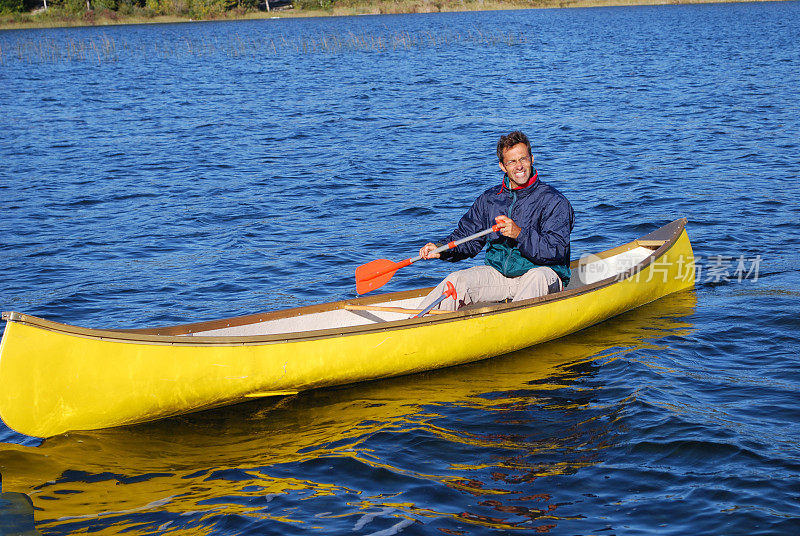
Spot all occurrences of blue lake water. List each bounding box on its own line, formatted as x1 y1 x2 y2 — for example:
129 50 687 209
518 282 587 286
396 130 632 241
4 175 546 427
1 2 800 534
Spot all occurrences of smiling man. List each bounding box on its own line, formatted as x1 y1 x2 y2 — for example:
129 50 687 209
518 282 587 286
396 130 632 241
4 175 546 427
418 131 574 311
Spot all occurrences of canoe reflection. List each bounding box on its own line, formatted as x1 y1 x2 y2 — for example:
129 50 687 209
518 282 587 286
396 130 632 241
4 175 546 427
0 475 41 536
0 291 696 534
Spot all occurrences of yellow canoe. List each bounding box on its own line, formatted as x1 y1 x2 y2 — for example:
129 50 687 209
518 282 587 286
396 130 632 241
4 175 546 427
0 218 695 438
0 291 697 531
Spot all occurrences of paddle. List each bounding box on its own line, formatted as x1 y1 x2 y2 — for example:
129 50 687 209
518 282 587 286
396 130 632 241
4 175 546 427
355 224 500 295
415 281 456 317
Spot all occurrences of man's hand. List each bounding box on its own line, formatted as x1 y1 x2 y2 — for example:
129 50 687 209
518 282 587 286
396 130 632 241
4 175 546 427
420 242 440 259
495 215 521 240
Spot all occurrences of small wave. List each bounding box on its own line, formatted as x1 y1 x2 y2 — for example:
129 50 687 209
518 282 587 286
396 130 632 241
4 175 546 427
396 207 435 216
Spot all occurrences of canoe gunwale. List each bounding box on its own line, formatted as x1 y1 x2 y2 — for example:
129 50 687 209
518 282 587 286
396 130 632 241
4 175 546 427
1 218 689 347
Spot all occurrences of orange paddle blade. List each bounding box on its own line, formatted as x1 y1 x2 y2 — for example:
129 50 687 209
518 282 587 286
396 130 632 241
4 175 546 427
355 258 409 295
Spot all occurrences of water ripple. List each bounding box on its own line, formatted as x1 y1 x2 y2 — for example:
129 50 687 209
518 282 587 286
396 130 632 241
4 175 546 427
2 3 800 535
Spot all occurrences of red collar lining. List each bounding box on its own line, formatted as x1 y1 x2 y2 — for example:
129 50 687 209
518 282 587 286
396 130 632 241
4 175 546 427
499 170 538 194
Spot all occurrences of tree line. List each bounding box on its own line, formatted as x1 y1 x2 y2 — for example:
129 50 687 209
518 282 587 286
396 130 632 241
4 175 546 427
0 0 329 19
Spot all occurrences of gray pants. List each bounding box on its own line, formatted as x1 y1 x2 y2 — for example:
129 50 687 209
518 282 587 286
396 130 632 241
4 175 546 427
420 265 563 312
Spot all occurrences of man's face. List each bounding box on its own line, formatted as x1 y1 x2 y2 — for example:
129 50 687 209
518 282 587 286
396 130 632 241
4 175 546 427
499 143 533 188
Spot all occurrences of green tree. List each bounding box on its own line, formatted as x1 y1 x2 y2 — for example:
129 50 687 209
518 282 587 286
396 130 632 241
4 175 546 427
0 0 24 14
187 0 228 17
295 0 333 9
93 0 118 9
47 0 90 14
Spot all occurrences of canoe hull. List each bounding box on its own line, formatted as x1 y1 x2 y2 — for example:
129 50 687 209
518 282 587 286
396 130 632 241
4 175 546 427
0 220 695 438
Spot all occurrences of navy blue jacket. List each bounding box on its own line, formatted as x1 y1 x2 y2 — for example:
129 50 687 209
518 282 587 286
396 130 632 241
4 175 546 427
439 173 574 284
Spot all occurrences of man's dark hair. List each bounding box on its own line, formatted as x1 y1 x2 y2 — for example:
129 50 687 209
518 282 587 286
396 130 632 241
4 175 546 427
496 131 531 162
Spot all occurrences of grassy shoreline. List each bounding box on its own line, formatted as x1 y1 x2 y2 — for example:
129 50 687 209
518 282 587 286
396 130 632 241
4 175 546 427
0 0 782 31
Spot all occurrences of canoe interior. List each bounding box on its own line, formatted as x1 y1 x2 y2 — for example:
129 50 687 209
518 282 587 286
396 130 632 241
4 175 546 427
182 245 656 338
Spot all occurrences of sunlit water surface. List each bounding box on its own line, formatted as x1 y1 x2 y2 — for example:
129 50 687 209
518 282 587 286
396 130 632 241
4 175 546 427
1 2 799 534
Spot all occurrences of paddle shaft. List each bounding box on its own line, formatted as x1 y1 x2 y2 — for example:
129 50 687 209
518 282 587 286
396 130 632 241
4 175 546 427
415 281 457 318
344 304 450 315
415 293 450 318
375 224 500 278
410 224 500 265
355 224 500 294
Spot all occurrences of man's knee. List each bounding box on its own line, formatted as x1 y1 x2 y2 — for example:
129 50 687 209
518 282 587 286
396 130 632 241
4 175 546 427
446 266 487 306
436 266 507 310
513 267 561 301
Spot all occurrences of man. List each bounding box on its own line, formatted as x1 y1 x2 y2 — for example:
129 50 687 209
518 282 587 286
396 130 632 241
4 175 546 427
418 131 574 311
